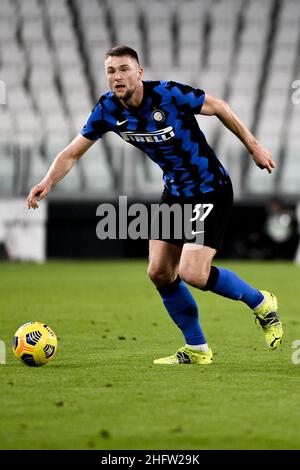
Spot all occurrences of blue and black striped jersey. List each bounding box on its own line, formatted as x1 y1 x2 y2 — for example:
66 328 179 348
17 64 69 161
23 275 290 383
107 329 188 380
81 80 230 197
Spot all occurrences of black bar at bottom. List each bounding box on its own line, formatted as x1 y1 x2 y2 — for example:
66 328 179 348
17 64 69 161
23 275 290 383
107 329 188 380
0 450 298 467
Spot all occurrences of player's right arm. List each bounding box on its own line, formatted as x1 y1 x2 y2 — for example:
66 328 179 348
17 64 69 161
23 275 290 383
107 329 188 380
200 94 275 173
27 134 94 209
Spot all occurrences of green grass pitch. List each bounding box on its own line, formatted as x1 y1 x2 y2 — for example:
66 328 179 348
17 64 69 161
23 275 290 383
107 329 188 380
0 260 299 450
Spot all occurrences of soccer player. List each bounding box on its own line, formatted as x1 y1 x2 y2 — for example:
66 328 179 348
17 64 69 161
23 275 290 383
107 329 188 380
27 46 283 364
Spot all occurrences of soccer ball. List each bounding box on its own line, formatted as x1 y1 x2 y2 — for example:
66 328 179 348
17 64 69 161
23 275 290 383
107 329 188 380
12 322 58 367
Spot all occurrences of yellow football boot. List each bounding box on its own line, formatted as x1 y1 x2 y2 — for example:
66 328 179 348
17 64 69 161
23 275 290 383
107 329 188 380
254 290 283 349
154 345 213 365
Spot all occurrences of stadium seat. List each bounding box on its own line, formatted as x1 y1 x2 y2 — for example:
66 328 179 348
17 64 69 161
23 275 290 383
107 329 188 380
280 152 300 194
246 130 281 194
42 112 71 140
70 112 93 138
7 86 34 112
115 24 141 51
0 64 26 88
206 48 232 73
83 21 110 46
43 131 72 165
210 0 241 23
246 164 277 194
272 46 298 70
209 24 236 49
134 150 164 195
258 112 285 136
0 18 17 42
26 44 55 68
17 0 42 18
1 0 16 17
14 111 42 147
64 88 93 114
199 70 226 98
246 0 273 23
109 0 140 25
140 0 173 25
34 88 64 115
196 114 220 147
148 43 174 69
27 150 52 190
235 46 265 69
0 42 25 67
267 69 294 91
55 44 83 69
74 0 106 22
60 68 89 91
280 0 300 24
279 104 300 194
177 0 208 23
51 166 82 194
51 21 77 45
81 142 113 192
178 44 202 71
0 150 15 195
22 19 45 46
241 24 269 46
0 110 14 144
29 66 56 90
275 23 299 46
44 0 70 22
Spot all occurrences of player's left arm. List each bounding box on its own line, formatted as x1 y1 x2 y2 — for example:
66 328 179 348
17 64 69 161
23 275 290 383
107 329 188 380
200 94 275 174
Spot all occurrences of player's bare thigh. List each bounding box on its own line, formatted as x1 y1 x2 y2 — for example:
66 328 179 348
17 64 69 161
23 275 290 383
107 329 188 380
179 244 217 289
147 240 182 288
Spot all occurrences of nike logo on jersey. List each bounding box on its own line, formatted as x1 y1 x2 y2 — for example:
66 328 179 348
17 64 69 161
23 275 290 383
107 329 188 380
116 119 128 126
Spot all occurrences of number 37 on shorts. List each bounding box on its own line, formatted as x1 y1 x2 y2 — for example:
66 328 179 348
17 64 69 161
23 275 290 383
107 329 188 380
190 203 214 222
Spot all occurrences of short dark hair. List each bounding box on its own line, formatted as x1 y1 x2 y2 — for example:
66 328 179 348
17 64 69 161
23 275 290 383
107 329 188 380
105 45 140 65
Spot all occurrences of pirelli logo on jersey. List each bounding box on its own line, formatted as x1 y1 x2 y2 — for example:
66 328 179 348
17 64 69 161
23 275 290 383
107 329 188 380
120 126 175 143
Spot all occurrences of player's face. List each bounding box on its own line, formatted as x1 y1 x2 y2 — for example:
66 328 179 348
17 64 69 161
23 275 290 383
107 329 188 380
105 55 143 101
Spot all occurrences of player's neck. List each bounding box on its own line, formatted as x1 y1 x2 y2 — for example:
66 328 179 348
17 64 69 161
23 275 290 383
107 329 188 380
120 81 144 109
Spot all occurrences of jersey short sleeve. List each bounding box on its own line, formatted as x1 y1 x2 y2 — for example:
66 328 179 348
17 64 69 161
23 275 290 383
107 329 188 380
168 81 205 115
80 102 107 141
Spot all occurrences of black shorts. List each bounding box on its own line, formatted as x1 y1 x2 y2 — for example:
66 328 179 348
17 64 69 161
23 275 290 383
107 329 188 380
150 181 233 250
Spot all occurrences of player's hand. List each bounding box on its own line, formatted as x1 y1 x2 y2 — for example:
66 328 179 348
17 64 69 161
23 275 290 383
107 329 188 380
250 145 276 174
27 180 51 209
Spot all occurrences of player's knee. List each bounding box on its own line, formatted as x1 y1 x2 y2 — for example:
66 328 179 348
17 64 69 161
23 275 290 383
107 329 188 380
147 265 174 288
179 266 210 289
